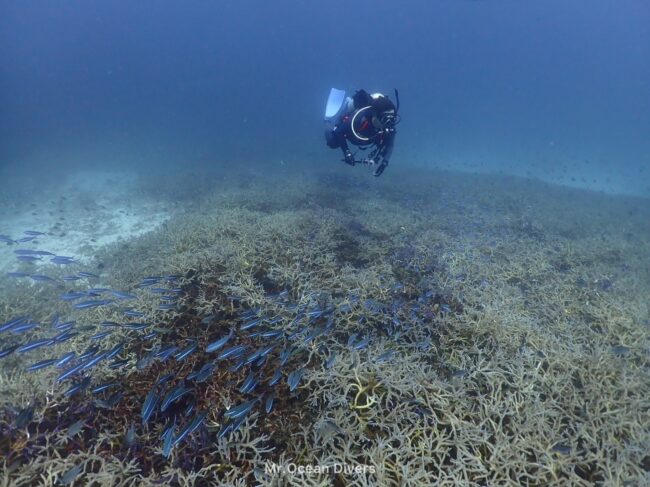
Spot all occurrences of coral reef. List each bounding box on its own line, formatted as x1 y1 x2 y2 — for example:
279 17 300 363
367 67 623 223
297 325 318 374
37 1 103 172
1 166 648 485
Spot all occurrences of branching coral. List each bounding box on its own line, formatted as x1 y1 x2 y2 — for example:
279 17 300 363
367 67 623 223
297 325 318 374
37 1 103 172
1 167 648 485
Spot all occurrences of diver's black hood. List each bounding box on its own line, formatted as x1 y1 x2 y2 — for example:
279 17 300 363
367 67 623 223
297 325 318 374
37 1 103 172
372 96 395 113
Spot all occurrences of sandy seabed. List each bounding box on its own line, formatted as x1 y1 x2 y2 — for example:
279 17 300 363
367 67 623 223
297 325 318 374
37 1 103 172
0 165 648 486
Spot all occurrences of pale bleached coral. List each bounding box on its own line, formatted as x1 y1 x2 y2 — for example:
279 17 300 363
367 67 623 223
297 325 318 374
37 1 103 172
1 166 648 485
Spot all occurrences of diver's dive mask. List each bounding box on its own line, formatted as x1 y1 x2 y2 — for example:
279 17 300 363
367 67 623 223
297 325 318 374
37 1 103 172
373 112 397 132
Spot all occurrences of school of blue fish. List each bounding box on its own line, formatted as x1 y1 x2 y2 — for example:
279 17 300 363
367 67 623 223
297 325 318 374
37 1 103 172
1 229 443 476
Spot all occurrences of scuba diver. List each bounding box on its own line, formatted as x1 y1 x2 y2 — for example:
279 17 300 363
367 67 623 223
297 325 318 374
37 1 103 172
324 88 400 177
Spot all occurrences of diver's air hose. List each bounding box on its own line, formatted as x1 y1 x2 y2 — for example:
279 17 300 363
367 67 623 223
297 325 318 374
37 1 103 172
351 106 373 142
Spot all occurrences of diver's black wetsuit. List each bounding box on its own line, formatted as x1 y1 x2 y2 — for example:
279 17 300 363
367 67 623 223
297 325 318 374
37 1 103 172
325 89 397 177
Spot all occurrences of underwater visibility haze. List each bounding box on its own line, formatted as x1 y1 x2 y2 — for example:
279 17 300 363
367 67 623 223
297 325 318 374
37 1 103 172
0 1 649 485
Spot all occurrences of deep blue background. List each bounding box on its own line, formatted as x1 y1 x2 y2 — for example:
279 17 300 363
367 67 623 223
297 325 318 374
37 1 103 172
1 0 648 194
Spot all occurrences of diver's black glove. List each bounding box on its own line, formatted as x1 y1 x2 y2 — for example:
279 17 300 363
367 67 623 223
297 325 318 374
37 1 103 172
373 159 388 177
343 150 356 166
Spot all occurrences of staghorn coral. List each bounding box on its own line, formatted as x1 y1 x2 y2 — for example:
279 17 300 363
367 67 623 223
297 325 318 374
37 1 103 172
1 166 648 485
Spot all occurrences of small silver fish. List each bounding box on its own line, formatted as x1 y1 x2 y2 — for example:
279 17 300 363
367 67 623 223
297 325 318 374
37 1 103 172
125 423 137 447
67 419 86 436
60 464 83 485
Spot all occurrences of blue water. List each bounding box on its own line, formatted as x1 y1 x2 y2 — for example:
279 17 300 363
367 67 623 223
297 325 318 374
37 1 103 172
1 0 648 195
